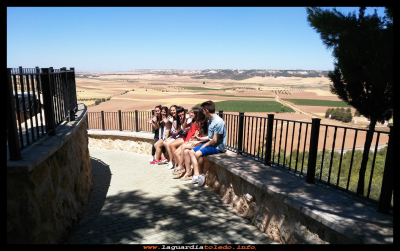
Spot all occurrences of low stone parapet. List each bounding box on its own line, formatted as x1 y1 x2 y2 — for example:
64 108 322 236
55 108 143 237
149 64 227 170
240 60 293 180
7 102 92 244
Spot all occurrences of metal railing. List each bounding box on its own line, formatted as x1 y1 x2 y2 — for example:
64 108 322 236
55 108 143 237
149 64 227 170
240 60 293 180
87 110 153 132
7 66 78 161
86 109 393 213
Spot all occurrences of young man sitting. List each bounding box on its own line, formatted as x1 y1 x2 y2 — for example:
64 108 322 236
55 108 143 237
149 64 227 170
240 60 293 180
188 100 226 187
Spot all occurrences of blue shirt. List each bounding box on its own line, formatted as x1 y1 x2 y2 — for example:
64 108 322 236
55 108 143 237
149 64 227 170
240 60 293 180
208 114 226 152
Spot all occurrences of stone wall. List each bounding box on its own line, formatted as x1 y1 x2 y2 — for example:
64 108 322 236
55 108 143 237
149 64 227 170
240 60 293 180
88 135 153 156
7 103 92 244
203 158 356 244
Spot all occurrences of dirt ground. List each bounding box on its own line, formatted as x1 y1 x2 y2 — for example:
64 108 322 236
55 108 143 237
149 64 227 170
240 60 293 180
78 72 390 152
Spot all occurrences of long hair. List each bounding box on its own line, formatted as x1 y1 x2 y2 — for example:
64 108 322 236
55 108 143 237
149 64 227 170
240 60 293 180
155 105 162 122
192 107 200 124
160 106 169 127
196 107 208 137
175 106 185 129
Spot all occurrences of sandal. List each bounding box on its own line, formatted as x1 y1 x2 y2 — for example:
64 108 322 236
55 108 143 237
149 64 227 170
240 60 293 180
172 168 185 175
173 171 186 179
180 174 193 181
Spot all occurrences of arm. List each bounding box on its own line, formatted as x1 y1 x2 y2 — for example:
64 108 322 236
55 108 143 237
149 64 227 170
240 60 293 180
152 116 160 130
199 134 221 150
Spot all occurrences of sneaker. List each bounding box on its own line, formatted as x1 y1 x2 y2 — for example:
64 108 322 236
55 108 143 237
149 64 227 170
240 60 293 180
167 162 174 169
197 174 206 187
157 158 168 165
150 160 160 165
188 176 198 184
149 156 154 162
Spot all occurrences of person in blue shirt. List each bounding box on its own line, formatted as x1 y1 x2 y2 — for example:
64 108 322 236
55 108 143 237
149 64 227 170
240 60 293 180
188 100 226 187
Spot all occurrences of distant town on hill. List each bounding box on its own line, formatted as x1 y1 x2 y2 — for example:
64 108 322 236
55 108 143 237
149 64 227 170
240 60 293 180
77 69 330 80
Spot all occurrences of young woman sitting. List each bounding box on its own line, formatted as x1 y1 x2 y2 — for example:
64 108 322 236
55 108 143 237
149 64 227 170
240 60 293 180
151 106 170 165
174 107 208 181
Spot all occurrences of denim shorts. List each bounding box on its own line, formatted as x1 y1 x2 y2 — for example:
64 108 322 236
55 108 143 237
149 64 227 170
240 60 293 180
193 143 221 156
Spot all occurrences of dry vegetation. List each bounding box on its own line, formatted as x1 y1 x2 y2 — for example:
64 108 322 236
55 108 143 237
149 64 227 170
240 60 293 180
75 70 389 132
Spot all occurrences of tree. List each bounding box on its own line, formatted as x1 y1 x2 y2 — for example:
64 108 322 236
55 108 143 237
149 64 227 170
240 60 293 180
306 7 393 195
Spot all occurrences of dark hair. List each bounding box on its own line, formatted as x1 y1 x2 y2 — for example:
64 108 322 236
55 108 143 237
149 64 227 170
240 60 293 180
201 100 215 113
169 105 177 118
154 105 162 121
176 106 185 129
192 107 200 123
160 106 168 127
196 107 208 136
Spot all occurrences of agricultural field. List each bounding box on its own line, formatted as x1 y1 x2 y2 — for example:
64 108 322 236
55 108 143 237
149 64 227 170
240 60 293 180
282 99 351 107
191 100 295 113
76 70 390 132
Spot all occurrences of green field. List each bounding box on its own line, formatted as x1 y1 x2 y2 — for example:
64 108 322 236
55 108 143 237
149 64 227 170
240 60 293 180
191 100 294 112
283 99 351 107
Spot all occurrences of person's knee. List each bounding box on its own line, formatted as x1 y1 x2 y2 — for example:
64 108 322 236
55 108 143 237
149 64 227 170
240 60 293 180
195 151 203 158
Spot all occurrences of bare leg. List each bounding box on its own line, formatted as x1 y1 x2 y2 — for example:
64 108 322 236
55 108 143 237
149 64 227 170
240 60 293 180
189 149 203 176
184 148 193 175
154 139 164 160
163 139 174 162
174 146 183 169
170 138 184 166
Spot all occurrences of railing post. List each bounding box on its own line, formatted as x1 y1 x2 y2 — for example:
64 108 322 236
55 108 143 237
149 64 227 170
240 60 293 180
306 118 321 184
7 68 22 161
135 110 139 132
60 67 71 121
264 114 274 166
237 112 244 155
151 109 155 133
86 113 89 130
219 110 223 119
118 110 122 131
101 111 105 131
377 125 393 214
40 68 56 136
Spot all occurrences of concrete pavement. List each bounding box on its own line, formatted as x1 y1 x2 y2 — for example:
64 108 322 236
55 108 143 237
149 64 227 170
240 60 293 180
66 147 279 244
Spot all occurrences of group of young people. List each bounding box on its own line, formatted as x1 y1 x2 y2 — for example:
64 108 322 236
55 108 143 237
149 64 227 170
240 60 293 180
148 100 226 187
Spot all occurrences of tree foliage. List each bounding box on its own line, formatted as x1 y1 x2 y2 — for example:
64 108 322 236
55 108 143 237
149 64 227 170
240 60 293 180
306 6 393 195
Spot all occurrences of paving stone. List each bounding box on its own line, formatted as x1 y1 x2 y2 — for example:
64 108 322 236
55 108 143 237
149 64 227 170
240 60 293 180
66 147 278 244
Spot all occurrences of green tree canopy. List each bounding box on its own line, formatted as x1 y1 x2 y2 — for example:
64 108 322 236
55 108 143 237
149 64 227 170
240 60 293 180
306 7 393 195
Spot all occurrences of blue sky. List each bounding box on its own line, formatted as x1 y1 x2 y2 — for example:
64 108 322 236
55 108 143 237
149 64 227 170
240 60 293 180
7 7 387 72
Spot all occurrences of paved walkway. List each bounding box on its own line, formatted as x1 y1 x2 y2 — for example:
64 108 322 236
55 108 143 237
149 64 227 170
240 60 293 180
66 147 279 244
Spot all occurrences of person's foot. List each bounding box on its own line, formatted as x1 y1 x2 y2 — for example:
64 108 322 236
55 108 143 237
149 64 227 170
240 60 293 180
172 168 185 175
188 175 198 184
173 171 186 179
149 156 154 162
150 159 160 165
167 161 174 169
157 158 168 165
197 174 206 187
180 175 192 181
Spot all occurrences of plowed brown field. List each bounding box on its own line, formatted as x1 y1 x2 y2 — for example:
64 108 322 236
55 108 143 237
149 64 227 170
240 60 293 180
79 72 390 155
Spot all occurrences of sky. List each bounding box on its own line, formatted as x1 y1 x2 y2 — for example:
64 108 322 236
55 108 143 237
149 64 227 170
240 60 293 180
7 7 387 72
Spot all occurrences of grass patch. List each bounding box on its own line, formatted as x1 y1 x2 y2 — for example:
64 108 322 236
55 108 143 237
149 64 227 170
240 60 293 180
283 99 351 107
191 100 294 112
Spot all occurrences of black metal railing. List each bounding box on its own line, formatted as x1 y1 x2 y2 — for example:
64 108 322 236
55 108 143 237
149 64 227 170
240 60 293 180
87 110 153 132
86 109 393 213
7 66 78 161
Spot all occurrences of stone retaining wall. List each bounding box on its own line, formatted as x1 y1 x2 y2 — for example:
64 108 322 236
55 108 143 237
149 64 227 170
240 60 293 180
7 103 92 244
203 158 354 244
88 135 153 156
83 130 393 244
